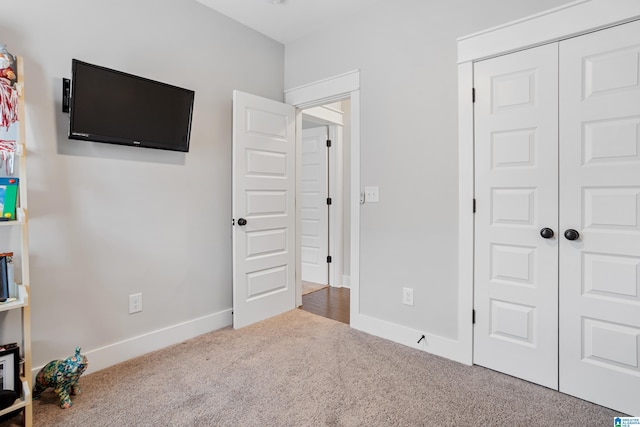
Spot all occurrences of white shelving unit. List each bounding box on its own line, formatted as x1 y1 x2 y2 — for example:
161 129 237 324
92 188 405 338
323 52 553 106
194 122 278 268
0 56 32 427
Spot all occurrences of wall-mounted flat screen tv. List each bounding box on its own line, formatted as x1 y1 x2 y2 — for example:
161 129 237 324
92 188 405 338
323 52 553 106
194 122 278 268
68 59 195 152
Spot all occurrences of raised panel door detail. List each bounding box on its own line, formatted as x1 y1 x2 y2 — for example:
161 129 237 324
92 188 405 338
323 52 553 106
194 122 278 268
583 252 640 302
490 244 535 286
246 191 287 217
246 228 287 259
301 164 321 182
491 188 535 225
583 187 640 230
246 108 288 139
490 299 536 346
583 318 640 372
301 247 320 264
301 192 321 210
583 118 640 165
246 265 288 300
584 48 640 99
492 69 536 112
246 149 287 178
301 219 320 237
491 128 536 168
302 138 319 157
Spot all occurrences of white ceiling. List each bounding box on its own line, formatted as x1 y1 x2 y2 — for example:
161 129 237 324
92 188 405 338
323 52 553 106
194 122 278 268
195 0 383 44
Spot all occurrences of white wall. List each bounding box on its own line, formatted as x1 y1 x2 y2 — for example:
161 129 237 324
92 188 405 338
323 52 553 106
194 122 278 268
1 0 283 371
285 0 573 346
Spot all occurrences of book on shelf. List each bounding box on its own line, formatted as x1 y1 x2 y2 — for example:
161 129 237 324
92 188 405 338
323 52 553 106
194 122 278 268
0 255 8 302
0 252 15 299
0 177 18 221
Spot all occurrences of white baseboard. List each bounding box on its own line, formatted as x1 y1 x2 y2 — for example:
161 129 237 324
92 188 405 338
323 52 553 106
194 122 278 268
33 309 233 377
350 312 471 365
342 275 350 288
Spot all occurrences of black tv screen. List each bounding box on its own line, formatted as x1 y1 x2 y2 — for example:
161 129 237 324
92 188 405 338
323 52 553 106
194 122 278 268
68 59 195 152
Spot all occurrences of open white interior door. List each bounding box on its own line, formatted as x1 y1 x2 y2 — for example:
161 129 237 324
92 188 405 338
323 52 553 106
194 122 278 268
232 90 296 329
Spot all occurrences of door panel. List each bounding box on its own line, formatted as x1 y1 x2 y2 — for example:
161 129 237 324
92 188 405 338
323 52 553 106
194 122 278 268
300 126 329 284
474 43 559 389
559 20 640 416
232 90 296 329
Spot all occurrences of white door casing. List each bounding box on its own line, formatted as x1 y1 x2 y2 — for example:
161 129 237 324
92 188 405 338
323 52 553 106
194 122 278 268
232 90 296 329
558 19 640 414
287 72 360 313
300 126 329 285
473 43 559 388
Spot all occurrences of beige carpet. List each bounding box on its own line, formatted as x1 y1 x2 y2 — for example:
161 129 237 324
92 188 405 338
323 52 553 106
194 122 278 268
302 281 328 295
2 310 624 426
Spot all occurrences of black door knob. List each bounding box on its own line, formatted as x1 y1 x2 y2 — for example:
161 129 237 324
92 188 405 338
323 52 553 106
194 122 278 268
564 229 580 241
540 228 554 239
237 218 247 226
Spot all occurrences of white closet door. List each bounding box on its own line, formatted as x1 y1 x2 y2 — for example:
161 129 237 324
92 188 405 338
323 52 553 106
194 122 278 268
474 43 559 388
559 20 640 416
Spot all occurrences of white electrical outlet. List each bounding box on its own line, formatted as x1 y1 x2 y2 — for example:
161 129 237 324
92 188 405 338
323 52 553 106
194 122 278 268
129 293 143 314
402 287 414 306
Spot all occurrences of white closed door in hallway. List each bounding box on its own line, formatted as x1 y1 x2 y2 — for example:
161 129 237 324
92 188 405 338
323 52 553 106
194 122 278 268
300 126 329 285
474 20 640 415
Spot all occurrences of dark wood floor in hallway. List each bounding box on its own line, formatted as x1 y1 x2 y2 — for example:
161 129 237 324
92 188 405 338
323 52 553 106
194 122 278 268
300 286 350 324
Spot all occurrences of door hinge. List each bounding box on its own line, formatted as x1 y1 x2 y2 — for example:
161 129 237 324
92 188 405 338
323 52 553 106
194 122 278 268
327 256 332 263
472 88 476 103
326 139 332 148
327 197 332 205
472 309 476 324
473 198 476 213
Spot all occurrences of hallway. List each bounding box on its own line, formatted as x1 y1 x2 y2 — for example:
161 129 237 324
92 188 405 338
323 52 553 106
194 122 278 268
300 286 350 324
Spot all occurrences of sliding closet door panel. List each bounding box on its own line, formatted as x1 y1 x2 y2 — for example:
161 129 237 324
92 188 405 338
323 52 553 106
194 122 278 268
559 19 640 416
474 43 559 389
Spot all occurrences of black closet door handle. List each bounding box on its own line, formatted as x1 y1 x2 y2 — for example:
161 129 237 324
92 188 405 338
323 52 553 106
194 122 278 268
540 228 554 239
564 229 580 241
237 218 247 226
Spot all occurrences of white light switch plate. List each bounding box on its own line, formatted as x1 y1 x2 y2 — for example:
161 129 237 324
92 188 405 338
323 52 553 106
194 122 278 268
364 186 379 203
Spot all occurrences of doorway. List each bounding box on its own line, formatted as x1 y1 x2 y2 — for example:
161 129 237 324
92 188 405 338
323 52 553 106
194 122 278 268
232 70 361 330
299 100 351 324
